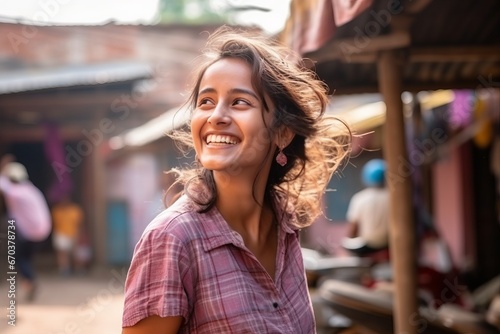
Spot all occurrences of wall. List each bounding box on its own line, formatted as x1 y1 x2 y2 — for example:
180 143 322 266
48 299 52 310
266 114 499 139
432 145 473 270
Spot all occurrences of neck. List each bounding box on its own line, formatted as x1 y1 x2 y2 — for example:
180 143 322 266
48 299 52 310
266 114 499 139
213 169 274 245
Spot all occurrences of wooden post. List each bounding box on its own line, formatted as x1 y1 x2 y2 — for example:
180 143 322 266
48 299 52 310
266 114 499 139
90 128 107 265
377 50 419 334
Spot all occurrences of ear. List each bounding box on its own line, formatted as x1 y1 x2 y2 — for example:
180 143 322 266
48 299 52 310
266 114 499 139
275 126 295 149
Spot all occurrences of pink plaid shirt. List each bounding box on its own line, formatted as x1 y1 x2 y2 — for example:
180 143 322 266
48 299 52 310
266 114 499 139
122 195 315 333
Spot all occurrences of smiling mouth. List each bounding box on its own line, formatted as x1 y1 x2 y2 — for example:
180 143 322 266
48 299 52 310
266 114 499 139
206 134 240 145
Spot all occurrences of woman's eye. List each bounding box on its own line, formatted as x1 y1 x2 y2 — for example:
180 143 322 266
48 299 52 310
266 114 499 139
233 99 250 106
198 98 213 106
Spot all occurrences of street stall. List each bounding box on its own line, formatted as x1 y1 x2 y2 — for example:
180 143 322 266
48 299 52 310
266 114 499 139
280 0 500 332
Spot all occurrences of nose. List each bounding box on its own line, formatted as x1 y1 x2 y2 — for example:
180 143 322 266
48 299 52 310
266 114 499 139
207 103 230 126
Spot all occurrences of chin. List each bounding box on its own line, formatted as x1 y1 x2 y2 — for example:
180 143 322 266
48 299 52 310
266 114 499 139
199 159 230 171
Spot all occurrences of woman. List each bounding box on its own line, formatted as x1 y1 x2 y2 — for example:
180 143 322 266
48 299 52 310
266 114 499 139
122 26 350 333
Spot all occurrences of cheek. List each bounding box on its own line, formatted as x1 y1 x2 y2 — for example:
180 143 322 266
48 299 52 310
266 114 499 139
246 125 274 157
252 125 272 144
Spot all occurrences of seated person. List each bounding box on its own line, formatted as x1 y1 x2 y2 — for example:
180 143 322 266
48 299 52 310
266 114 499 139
342 159 389 257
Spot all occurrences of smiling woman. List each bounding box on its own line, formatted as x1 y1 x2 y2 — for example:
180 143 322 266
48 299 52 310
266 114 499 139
121 26 351 334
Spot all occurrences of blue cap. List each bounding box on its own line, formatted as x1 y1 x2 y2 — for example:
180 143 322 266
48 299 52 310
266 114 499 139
362 159 386 187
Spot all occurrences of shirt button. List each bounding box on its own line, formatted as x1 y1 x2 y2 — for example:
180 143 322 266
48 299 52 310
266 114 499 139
273 302 279 308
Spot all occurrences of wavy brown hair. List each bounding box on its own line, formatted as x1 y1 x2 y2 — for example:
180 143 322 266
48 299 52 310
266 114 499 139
166 26 351 228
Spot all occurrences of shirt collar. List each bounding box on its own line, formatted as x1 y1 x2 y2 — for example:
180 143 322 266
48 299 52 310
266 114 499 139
199 205 245 252
198 195 298 252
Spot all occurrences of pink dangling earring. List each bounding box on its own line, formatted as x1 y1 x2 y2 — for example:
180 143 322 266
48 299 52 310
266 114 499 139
276 147 287 167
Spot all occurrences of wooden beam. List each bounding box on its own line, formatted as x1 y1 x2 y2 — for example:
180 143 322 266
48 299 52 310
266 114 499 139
341 52 377 64
461 62 480 79
409 45 500 63
443 62 462 82
0 91 125 108
477 60 500 77
403 78 500 92
0 125 86 142
416 62 434 83
0 96 172 121
377 50 419 334
432 62 447 82
324 75 500 95
306 31 411 64
309 45 500 65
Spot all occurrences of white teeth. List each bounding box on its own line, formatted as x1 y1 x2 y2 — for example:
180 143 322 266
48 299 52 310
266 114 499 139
206 134 238 145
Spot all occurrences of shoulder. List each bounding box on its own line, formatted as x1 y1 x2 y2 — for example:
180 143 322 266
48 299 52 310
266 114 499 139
365 187 389 199
353 187 376 199
141 195 206 244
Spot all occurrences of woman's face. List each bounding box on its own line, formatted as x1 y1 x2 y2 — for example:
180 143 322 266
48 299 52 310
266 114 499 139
191 57 275 179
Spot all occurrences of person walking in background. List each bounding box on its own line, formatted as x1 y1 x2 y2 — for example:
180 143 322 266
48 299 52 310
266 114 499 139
0 156 52 301
342 159 390 257
51 195 84 276
122 26 351 333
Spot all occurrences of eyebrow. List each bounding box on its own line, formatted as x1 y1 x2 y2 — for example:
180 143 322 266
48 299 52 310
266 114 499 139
198 87 260 101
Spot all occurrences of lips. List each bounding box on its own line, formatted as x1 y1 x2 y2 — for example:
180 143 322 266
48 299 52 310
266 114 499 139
206 134 240 145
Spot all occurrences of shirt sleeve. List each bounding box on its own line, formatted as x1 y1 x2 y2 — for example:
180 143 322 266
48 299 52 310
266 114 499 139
122 226 193 327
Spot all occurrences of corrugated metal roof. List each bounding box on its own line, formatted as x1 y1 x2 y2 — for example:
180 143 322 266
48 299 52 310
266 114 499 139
110 104 190 149
280 0 500 94
0 60 152 95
